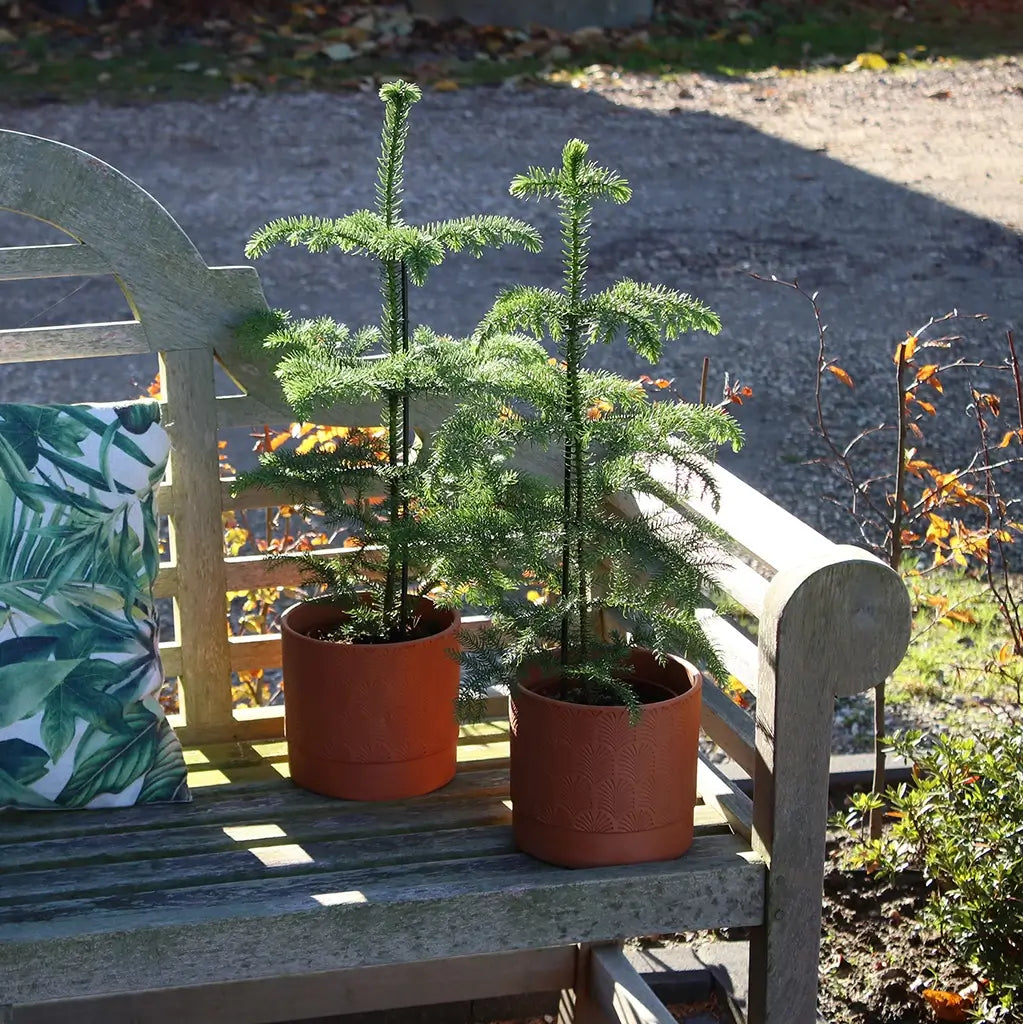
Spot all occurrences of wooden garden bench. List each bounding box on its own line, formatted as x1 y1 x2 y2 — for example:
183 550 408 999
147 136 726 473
0 130 911 1024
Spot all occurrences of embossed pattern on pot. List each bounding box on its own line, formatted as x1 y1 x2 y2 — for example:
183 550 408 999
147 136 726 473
510 650 702 867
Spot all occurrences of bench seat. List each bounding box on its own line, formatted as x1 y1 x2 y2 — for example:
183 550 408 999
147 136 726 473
0 727 764 1022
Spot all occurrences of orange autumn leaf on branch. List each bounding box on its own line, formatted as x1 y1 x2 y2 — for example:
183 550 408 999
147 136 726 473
916 363 944 393
895 333 919 363
973 391 1001 416
826 364 854 388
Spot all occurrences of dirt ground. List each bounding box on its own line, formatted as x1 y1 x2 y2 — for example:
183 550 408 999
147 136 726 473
1 55 1019 538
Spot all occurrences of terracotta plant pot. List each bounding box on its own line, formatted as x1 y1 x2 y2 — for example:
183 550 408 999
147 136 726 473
509 649 702 868
281 598 460 801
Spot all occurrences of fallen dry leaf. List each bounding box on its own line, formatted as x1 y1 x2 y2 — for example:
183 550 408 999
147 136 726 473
921 988 971 1022
844 51 889 72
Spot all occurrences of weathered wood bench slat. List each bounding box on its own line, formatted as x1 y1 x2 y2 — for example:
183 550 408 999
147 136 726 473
0 243 110 280
3 800 511 871
2 807 737 917
5 800 729 877
0 760 512 841
9 948 579 1024
709 546 769 619
590 944 677 1024
0 321 148 361
695 607 758 691
1 824 524 908
1 834 762 1005
613 490 769 618
667 459 835 574
697 756 754 843
700 680 756 775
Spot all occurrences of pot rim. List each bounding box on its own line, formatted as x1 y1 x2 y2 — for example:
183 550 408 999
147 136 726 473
513 653 702 715
281 596 460 651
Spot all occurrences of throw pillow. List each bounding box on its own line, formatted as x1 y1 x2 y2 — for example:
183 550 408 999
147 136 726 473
0 401 189 809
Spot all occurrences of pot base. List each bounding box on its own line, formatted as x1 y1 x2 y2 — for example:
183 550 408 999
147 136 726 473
288 744 456 802
512 815 691 869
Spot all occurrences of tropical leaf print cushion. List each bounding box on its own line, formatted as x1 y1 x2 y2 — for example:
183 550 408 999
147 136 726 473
0 401 189 809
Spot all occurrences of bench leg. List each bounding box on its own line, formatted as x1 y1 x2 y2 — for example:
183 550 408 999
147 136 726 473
557 944 618 1024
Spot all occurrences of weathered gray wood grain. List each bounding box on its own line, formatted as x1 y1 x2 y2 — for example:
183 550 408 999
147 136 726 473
0 833 763 1005
0 242 109 281
4 800 723 876
161 346 236 740
696 608 758 689
663 458 835 575
696 756 753 843
0 321 147 362
3 798 515 872
560 944 619 1024
747 545 911 1024
1 825 518 906
590 945 677 1024
0 762 511 841
9 947 576 1024
608 489 769 619
0 131 267 361
699 681 755 777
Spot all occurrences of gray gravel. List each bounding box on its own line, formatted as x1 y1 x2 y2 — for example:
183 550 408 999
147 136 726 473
1 58 1021 542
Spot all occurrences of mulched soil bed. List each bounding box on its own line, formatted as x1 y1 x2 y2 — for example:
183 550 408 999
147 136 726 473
817 834 980 1024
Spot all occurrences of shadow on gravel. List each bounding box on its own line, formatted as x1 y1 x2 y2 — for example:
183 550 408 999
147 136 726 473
1 85 1019 538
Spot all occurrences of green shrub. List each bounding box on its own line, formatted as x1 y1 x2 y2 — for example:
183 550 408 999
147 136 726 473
840 723 1023 1021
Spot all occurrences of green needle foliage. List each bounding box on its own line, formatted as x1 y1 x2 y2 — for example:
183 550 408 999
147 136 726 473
235 80 541 656
467 138 743 715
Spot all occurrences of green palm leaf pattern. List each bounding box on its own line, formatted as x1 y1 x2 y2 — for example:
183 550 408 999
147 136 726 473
0 402 189 809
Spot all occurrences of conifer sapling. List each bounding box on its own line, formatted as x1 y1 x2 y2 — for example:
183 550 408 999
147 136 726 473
235 81 541 653
468 138 743 715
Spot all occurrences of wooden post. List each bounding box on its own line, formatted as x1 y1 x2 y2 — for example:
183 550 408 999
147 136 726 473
559 944 618 1024
747 546 910 1024
160 347 234 742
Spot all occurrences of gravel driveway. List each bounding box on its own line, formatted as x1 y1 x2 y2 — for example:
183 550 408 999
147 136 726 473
1 58 1020 539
